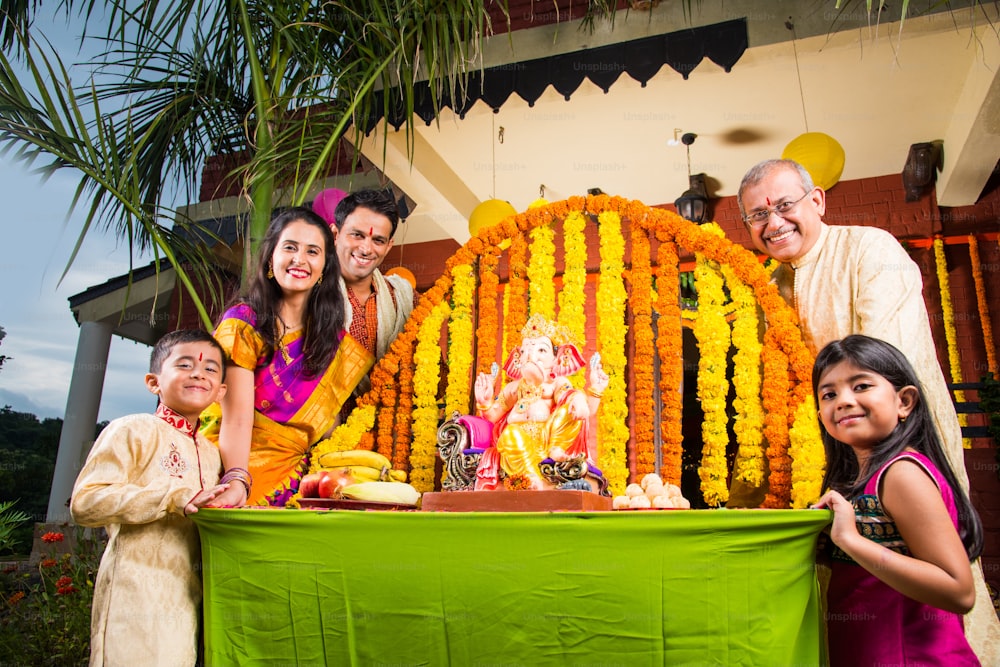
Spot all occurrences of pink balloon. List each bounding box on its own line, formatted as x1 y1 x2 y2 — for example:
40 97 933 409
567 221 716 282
313 188 348 225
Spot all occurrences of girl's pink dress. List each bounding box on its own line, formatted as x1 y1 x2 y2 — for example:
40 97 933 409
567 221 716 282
827 451 980 666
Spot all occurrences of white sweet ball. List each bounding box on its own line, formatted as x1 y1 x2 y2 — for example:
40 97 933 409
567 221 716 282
629 494 652 509
651 495 674 509
644 482 665 500
640 473 663 490
675 497 691 509
612 495 631 509
625 483 645 498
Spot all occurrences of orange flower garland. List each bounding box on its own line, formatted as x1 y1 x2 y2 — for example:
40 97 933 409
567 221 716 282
968 235 996 375
596 208 630 495
761 333 792 508
655 237 684 486
629 226 656 477
504 233 529 380
375 351 399 461
476 249 501 376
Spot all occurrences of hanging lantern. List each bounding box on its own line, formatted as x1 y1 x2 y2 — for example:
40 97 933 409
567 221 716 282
385 266 417 289
469 199 517 237
781 133 845 191
313 188 348 226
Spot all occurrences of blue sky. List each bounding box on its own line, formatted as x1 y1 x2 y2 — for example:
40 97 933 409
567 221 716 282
0 11 155 422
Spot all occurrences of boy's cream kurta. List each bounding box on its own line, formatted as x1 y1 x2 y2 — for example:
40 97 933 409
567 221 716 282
71 412 221 667
771 222 999 664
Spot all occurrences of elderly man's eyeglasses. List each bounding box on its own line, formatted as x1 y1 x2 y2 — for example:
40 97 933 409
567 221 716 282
743 191 812 227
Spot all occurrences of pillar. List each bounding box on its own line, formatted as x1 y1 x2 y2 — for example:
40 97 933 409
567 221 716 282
46 320 113 523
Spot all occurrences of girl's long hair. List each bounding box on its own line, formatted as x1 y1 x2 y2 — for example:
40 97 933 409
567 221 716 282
813 335 983 560
234 206 344 378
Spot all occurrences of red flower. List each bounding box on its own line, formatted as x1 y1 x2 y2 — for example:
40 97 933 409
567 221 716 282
7 591 25 605
40 558 57 568
56 585 77 596
55 576 73 587
41 532 64 543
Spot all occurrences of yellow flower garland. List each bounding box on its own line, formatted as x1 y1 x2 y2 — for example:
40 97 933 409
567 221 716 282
411 300 452 492
655 238 684 486
309 404 377 469
528 219 556 320
693 223 731 507
968 235 996 375
788 395 825 508
596 208 630 495
446 263 476 416
933 237 969 447
629 226 656 477
559 211 589 388
719 262 766 490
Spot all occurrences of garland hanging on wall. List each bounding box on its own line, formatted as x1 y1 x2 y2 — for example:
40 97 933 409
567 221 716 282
968 235 996 376
629 226 656 477
933 237 969 447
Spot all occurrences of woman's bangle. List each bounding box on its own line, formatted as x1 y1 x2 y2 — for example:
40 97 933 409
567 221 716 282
586 387 604 399
476 400 493 412
220 468 252 498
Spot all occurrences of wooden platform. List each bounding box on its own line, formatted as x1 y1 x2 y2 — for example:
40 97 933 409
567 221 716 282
420 489 613 512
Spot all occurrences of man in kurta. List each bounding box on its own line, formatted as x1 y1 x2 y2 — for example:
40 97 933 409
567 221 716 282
736 158 999 663
71 330 230 666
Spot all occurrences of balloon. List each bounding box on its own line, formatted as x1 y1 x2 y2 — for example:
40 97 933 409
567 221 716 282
313 188 348 226
469 199 517 238
781 132 845 191
385 266 417 289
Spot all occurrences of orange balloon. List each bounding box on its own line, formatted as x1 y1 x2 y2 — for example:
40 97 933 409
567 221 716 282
385 266 416 289
781 132 845 190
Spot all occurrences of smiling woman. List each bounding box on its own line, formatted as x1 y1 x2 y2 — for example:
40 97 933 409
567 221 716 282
199 207 375 508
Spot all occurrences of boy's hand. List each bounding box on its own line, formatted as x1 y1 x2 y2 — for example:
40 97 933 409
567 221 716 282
204 482 248 509
184 483 231 515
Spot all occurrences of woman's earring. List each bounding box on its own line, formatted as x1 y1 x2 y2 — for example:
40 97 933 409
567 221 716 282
267 262 274 279
900 416 906 424
317 272 323 285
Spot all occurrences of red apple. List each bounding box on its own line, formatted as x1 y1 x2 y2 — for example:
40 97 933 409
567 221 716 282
299 472 323 498
317 471 339 499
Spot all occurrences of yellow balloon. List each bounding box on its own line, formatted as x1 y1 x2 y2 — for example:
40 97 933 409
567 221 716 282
781 132 845 191
469 199 517 237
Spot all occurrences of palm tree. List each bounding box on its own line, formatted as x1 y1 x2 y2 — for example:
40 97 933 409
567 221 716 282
0 0 620 326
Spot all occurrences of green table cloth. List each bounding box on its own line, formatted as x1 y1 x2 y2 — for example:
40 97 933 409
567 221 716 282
193 508 831 666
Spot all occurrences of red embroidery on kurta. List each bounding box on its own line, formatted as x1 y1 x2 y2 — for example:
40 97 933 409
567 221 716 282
160 443 188 477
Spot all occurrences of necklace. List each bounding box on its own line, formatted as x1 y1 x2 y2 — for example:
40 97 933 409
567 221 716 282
515 381 545 413
274 314 301 365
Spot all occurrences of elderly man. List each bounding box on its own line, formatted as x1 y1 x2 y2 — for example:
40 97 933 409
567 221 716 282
736 158 998 662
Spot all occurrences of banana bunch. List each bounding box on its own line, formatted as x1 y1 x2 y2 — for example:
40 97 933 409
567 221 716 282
316 449 407 483
340 481 421 506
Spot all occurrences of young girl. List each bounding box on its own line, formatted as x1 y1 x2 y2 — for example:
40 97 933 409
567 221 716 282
812 335 983 666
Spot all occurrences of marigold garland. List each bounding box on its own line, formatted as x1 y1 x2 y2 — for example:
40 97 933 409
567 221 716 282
375 352 399 461
968 235 997 375
761 333 792 508
719 262 766 490
528 220 556 320
629 226 656 478
559 211 589 388
411 300 452 492
504 233 529 381
334 194 817 508
476 250 501 376
655 238 684 486
446 263 476 416
309 404 377 470
596 209 630 495
788 395 825 508
693 224 731 507
933 237 969 447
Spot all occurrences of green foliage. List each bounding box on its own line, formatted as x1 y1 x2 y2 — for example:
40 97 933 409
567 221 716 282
978 373 1000 479
0 501 30 555
0 526 102 666
0 407 107 555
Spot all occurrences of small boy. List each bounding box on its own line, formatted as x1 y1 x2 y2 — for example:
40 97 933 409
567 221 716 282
71 329 229 666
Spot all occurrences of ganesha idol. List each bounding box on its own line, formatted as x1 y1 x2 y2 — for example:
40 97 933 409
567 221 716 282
436 313 610 495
